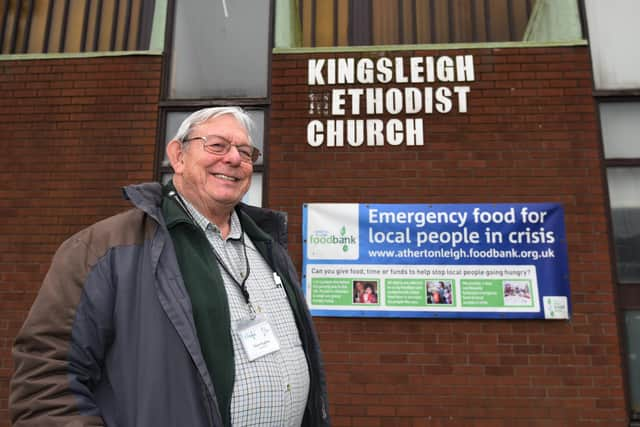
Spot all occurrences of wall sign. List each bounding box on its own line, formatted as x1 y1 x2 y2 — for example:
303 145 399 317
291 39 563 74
306 55 474 147
302 203 571 319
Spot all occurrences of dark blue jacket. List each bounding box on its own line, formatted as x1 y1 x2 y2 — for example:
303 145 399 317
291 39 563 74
10 182 330 426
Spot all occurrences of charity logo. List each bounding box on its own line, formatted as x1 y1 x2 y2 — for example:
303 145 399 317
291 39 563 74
309 226 357 252
306 204 360 260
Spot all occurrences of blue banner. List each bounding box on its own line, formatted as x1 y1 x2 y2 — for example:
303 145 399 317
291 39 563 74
302 203 571 319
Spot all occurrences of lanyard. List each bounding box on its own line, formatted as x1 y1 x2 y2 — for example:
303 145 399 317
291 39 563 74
169 190 255 311
210 234 252 304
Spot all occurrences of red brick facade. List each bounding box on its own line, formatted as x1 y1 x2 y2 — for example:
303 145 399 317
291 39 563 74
0 44 628 426
0 55 161 426
269 46 627 426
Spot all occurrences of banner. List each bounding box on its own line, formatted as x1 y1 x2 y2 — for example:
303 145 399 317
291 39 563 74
302 203 571 319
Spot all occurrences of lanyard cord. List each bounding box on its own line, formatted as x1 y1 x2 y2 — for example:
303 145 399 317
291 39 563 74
169 190 253 306
210 235 251 304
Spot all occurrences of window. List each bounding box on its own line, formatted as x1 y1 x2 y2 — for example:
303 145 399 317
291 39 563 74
586 0 640 419
156 0 272 206
0 0 157 54
169 0 270 99
626 312 640 415
607 166 640 284
276 0 583 48
585 0 640 90
601 102 640 286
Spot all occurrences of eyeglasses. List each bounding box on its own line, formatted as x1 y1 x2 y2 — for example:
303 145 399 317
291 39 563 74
183 134 261 164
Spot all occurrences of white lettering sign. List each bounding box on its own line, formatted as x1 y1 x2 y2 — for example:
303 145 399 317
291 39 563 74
307 55 475 148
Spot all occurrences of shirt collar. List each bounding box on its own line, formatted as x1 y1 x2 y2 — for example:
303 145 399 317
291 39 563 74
178 193 242 240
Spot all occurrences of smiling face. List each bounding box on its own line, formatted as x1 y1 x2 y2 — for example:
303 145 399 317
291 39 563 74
168 113 253 225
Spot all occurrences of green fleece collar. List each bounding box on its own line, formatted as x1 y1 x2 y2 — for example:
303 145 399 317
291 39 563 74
162 182 194 228
162 181 274 244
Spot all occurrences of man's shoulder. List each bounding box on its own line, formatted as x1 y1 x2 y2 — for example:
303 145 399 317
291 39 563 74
60 208 157 262
65 181 163 252
88 207 154 240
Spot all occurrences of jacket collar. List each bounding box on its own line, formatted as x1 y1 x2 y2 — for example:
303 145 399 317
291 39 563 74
139 180 289 247
236 203 289 249
160 181 194 229
122 182 164 223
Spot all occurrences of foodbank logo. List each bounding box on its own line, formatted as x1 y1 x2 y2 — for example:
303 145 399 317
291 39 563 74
309 226 357 252
306 203 360 260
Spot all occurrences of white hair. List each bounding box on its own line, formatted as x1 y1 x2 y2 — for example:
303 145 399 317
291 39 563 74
172 106 254 145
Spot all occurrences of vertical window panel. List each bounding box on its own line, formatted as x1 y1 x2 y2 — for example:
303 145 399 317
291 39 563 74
301 0 313 46
97 1 115 51
159 2 270 205
1 1 15 52
84 0 98 51
414 0 432 43
111 0 124 50
27 0 47 52
64 0 84 52
12 0 28 53
249 110 266 167
451 0 473 43
607 168 640 284
433 0 449 44
128 0 141 50
625 311 640 414
170 0 270 98
348 0 372 46
585 0 640 90
0 3 8 51
400 0 415 44
337 0 349 45
243 172 263 207
114 0 132 51
473 0 488 41
600 103 640 159
315 0 334 46
47 1 63 52
162 111 191 168
0 2 5 45
487 0 509 41
511 0 530 39
523 0 582 42
372 0 398 45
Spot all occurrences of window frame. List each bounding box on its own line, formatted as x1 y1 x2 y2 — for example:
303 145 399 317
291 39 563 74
154 0 275 207
595 94 640 424
598 95 640 311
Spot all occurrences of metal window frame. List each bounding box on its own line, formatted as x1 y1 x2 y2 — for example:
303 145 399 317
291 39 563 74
591 58 640 427
597 94 640 308
153 0 274 207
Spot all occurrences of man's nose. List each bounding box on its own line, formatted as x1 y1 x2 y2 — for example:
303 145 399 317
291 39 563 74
223 145 244 164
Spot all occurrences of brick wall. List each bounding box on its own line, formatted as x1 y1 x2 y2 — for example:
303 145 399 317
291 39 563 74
0 55 161 426
0 45 626 426
270 46 628 425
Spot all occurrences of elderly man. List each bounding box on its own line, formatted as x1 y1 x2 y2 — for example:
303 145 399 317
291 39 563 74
10 107 330 426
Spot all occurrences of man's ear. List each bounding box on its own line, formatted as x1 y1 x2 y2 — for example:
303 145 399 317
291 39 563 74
166 140 185 174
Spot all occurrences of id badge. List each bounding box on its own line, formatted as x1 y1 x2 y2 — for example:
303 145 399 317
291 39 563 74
235 314 281 361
